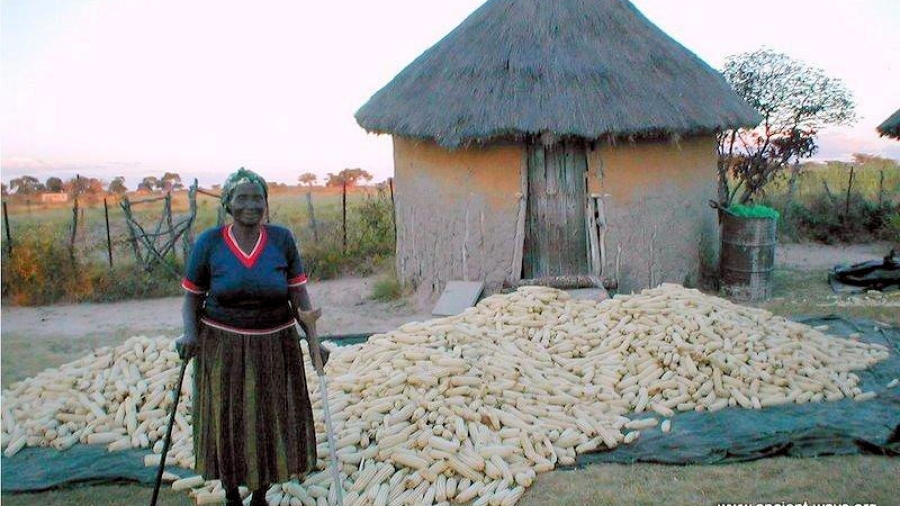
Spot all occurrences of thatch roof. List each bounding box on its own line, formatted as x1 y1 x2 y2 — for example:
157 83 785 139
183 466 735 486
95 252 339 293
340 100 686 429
877 109 900 139
356 0 761 148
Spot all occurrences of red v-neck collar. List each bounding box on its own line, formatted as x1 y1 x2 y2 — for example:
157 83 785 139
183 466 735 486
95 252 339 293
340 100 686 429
223 224 267 268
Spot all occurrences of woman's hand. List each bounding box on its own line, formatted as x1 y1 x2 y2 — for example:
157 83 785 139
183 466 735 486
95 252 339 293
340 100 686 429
180 293 202 360
175 333 198 360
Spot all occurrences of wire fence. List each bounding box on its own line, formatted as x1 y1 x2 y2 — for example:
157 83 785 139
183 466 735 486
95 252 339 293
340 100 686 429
1 181 397 304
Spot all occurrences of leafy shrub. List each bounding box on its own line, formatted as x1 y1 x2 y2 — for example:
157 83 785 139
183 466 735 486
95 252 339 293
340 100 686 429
371 272 403 301
773 192 899 243
1 224 184 305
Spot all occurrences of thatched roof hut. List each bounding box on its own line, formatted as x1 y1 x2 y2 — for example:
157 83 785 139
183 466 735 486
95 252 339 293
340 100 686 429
877 109 900 139
356 0 759 146
356 0 760 295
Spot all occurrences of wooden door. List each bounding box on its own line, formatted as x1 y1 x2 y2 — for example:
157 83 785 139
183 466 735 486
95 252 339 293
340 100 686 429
523 140 589 278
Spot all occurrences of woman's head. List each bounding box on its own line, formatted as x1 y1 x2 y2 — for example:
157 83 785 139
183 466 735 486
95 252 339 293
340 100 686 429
222 168 268 221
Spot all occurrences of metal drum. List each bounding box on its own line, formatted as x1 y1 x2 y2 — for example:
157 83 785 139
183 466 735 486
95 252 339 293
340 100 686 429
720 212 777 301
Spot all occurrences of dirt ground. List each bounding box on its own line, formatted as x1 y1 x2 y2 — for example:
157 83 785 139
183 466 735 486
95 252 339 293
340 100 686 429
1 276 433 386
2 241 898 505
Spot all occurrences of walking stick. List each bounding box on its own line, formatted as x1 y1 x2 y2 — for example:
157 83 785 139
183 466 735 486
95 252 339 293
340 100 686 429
150 346 190 506
296 308 344 506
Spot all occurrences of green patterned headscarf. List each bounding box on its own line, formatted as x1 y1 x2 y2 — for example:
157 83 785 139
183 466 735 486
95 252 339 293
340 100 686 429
221 167 268 215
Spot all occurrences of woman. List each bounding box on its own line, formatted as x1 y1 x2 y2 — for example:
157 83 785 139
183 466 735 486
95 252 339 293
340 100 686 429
176 168 326 506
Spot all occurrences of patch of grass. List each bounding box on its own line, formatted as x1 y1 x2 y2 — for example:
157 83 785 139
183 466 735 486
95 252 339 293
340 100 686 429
371 273 403 302
1 483 193 506
520 456 899 506
754 268 900 327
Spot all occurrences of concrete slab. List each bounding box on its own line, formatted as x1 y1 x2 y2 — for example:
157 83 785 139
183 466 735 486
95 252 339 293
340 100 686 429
432 281 485 316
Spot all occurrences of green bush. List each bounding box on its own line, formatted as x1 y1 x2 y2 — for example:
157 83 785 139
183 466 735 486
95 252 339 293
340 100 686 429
773 192 899 244
1 226 184 305
371 272 403 301
300 190 395 280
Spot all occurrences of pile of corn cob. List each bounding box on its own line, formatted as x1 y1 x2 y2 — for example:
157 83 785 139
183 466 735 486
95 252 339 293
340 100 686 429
2 284 890 505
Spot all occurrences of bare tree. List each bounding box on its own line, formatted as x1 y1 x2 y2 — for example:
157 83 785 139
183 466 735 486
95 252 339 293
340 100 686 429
718 48 856 206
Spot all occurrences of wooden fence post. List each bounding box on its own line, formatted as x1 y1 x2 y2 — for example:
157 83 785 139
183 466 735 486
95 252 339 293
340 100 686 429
306 191 319 241
844 165 855 217
388 177 397 244
165 191 175 247
104 198 113 267
70 196 79 260
3 201 11 254
342 179 348 253
184 180 198 260
120 198 144 265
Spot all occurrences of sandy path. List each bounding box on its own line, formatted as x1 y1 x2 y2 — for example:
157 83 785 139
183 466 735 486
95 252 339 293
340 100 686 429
1 276 432 385
776 241 893 271
2 276 431 340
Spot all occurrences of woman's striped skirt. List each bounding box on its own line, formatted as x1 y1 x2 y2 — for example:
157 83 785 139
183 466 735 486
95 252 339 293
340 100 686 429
192 322 317 490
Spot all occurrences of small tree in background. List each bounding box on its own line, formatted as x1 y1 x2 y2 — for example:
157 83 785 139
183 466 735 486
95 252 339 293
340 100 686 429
108 176 128 195
64 176 104 197
138 176 160 192
160 172 183 191
718 48 856 206
9 175 44 195
325 168 373 187
45 177 64 192
298 172 318 187
9 175 45 195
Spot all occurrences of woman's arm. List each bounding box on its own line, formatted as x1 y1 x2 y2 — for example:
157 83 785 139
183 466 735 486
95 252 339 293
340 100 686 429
289 286 327 374
177 293 203 359
289 284 313 312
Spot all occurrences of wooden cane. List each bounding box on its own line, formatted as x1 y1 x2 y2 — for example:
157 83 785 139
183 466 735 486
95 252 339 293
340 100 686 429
296 308 344 506
150 351 190 506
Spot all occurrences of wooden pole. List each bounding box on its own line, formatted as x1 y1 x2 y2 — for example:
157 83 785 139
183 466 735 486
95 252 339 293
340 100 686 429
3 201 11 254
342 179 348 253
120 198 144 266
70 195 79 261
165 191 175 249
844 165 855 217
388 177 397 244
104 198 113 267
306 191 319 241
183 179 198 260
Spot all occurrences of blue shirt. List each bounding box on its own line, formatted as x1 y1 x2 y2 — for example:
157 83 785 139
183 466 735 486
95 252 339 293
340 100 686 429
182 224 307 330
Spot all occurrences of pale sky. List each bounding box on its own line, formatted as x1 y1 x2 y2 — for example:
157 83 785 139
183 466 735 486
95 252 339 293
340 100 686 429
2 0 898 189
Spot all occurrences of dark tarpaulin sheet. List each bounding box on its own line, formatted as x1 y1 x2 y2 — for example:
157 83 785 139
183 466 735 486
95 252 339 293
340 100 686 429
0 445 193 492
576 316 900 467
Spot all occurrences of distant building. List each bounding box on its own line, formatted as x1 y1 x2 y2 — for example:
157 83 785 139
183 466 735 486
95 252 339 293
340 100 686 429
40 192 69 203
